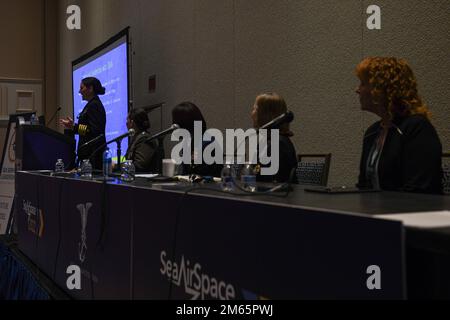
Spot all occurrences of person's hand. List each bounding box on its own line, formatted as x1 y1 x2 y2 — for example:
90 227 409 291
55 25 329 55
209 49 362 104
59 116 74 129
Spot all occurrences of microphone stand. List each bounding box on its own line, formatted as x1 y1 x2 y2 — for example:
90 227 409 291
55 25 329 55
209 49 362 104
88 133 132 177
89 144 106 175
78 134 105 154
116 138 123 171
114 130 135 170
46 107 62 127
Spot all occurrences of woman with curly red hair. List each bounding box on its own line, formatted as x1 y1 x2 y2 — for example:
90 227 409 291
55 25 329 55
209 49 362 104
355 57 442 194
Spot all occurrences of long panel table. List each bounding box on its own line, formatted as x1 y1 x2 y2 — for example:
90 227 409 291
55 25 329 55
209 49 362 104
14 171 450 299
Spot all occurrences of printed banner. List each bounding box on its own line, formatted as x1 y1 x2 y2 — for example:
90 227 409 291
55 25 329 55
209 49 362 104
0 121 17 234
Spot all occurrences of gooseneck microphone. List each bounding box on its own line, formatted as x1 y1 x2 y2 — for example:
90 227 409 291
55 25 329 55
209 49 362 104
260 111 294 130
233 111 295 154
87 129 136 165
46 106 62 127
106 128 136 144
145 124 180 143
79 134 105 152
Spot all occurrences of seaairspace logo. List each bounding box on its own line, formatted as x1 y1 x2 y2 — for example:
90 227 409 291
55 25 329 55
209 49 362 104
77 203 92 264
160 251 236 300
23 200 44 237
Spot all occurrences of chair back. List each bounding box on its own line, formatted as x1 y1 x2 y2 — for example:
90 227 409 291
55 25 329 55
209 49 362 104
296 154 331 186
442 153 450 195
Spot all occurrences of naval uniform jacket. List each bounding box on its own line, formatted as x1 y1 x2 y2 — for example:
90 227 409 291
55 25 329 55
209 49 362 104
74 96 106 170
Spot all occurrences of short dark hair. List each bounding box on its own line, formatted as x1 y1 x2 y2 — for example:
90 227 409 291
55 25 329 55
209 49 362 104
128 108 150 132
172 102 207 134
82 77 106 95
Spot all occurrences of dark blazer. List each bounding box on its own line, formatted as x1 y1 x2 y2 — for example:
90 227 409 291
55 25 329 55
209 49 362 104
181 139 223 177
358 114 443 194
74 96 106 169
257 134 298 183
125 131 160 173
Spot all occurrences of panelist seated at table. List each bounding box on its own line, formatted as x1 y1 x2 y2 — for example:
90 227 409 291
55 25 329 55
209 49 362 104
60 77 106 170
124 108 160 173
172 101 222 177
355 57 443 194
251 93 298 183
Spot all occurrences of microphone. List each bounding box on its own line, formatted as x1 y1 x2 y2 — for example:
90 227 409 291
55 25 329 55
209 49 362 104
106 128 136 144
260 111 294 130
145 124 180 143
87 129 136 165
79 134 105 151
46 106 62 127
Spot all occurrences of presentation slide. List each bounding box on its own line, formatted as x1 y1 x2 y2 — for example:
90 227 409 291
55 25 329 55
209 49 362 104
72 36 129 160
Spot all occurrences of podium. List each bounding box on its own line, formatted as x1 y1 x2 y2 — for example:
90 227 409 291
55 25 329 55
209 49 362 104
0 115 75 235
15 124 76 171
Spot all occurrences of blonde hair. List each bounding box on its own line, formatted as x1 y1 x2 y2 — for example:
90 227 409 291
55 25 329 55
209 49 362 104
255 93 293 136
355 57 430 120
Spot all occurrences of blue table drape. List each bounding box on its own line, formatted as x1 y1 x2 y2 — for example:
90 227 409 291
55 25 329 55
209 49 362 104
0 242 50 300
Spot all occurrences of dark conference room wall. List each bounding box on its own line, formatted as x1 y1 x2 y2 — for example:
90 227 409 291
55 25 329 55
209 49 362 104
57 0 450 186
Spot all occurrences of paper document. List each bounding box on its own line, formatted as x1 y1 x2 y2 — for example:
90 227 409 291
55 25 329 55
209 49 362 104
375 211 450 228
135 174 159 179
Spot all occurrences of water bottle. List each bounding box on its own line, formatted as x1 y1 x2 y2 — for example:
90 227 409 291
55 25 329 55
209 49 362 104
240 163 257 192
102 148 113 178
120 160 135 182
30 114 38 125
226 154 242 182
55 159 65 173
80 159 93 179
221 163 234 191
